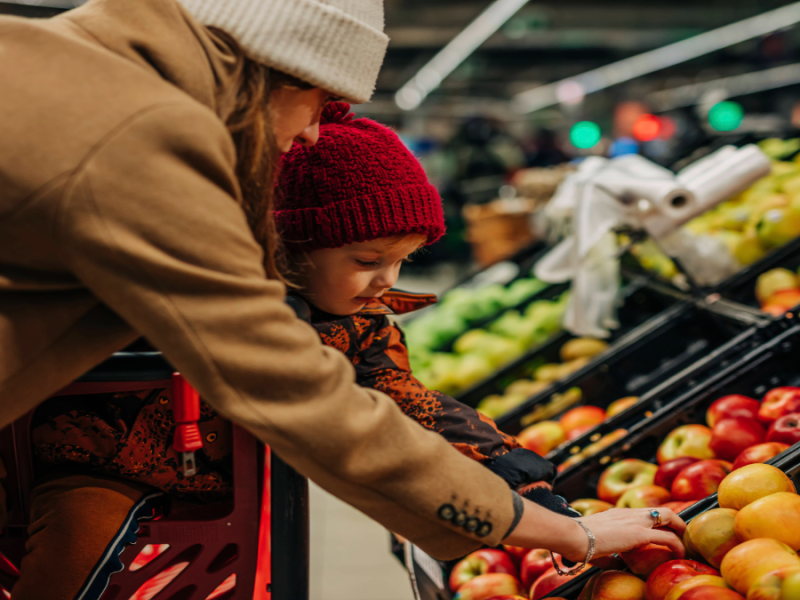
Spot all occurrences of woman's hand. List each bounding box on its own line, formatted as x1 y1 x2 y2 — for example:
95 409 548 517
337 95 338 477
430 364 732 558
504 499 686 563
561 507 687 562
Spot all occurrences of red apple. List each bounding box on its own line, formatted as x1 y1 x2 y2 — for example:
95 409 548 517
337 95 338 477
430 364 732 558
517 421 566 456
530 567 580 600
654 457 701 490
709 417 766 462
656 425 714 465
453 573 525 600
450 549 518 592
597 459 657 504
767 413 800 445
503 546 530 565
660 501 695 514
560 406 606 436
620 543 675 578
679 587 743 600
706 395 760 428
616 485 672 508
733 441 790 469
664 575 729 600
759 387 800 425
645 560 719 600
671 460 732 501
519 549 554 590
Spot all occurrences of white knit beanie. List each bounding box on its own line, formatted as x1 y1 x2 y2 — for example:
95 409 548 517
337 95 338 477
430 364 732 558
177 0 389 104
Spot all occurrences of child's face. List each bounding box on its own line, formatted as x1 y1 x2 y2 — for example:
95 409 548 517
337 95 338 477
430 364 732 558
295 236 425 315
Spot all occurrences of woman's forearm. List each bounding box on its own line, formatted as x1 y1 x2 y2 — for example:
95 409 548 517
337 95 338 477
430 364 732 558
504 498 588 561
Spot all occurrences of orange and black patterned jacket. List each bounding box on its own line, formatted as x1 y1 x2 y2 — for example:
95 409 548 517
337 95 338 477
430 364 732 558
307 289 557 491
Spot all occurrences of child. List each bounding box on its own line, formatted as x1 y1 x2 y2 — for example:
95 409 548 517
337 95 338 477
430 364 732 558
275 103 567 504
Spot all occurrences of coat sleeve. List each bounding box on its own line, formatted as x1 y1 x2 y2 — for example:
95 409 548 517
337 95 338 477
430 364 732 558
56 102 519 558
354 316 557 488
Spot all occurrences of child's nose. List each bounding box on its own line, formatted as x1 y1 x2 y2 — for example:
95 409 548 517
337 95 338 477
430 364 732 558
373 268 398 290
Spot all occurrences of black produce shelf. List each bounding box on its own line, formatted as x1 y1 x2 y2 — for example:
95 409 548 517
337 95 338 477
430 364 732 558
457 280 686 411
546 440 800 599
536 301 765 470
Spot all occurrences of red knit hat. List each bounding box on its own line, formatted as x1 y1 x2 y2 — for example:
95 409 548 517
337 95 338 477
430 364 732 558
275 102 445 252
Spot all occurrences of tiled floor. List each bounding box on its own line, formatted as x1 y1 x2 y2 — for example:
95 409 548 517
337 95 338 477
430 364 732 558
309 482 412 600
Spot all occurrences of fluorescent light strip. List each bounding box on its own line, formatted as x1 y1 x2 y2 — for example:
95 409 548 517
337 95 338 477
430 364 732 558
513 1 800 114
650 63 800 111
395 0 529 110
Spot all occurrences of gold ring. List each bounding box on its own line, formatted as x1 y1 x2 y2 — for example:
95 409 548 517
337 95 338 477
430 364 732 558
650 509 662 528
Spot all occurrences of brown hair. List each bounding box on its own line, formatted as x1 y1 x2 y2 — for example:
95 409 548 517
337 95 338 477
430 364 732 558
208 27 313 283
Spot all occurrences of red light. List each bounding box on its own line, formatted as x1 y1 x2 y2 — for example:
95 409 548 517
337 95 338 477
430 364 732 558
632 114 661 142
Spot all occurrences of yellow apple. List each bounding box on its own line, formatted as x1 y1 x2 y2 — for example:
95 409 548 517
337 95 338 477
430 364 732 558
718 464 796 511
684 508 741 569
735 492 800 551
721 538 800 594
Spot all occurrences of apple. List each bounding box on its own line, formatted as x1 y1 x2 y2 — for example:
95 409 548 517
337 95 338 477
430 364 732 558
663 575 729 600
763 289 800 314
503 546 530 565
718 463 796 510
560 406 606 436
759 387 800 425
645 560 720 600
735 491 800 551
656 425 714 465
620 544 675 578
616 485 672 509
570 499 614 516
529 567 579 600
568 425 597 441
732 442 790 470
747 566 800 600
519 549 553 590
450 549 519 592
597 459 658 504
706 395 760 428
767 413 800 445
654 457 701 490
660 501 695 514
671 460 732 501
607 397 639 417
710 417 766 462
517 421 566 456
755 268 798 303
721 538 800 594
577 570 646 600
453 573 525 600
678 587 743 600
683 508 740 569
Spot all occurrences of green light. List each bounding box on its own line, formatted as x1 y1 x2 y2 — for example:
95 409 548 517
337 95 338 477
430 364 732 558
570 121 601 149
708 101 744 132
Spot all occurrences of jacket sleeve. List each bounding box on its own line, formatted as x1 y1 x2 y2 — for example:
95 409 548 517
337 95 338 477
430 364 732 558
56 102 519 558
355 316 557 488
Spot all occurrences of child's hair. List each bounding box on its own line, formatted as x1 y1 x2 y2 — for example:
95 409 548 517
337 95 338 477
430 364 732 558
274 102 446 254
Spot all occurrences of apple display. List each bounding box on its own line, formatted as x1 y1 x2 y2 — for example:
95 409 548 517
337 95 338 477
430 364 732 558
746 565 800 600
735 491 800 551
660 501 695 514
683 508 740 568
530 567 581 600
709 417 766 462
597 459 658 504
732 442 790 470
517 421 566 456
503 545 530 565
706 395 760 428
620 543 675 578
718 463 796 510
671 460 732 502
720 538 800 594
654 457 701 490
758 387 800 425
576 570 646 600
519 549 553 590
678 587 743 600
560 406 606 436
607 397 639 418
645 560 719 600
766 413 800 445
656 425 714 465
450 549 519 592
452 573 525 600
616 485 672 508
570 498 614 516
663 575 729 600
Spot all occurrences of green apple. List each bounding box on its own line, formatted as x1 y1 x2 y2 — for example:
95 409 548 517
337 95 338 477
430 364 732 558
757 208 800 249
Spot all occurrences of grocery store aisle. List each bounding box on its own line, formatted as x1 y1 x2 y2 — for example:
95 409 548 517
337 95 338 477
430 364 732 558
309 482 412 600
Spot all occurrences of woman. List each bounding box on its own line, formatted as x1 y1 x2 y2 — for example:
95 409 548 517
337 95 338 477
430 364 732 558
0 0 684 596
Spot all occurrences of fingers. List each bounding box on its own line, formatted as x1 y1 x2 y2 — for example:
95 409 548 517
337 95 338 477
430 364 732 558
644 507 686 536
646 528 686 559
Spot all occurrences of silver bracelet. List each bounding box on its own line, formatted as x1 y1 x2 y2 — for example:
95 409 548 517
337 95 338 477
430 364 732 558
550 518 596 576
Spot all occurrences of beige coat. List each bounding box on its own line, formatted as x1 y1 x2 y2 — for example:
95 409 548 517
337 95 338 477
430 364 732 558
0 0 517 558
